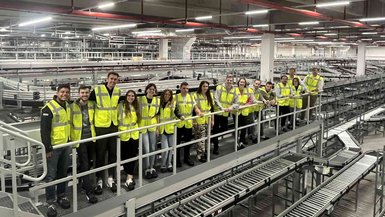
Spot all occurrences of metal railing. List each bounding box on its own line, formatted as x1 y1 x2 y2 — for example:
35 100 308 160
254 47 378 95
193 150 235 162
0 93 321 215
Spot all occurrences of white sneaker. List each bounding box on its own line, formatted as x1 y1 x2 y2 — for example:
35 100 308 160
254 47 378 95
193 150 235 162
106 177 117 193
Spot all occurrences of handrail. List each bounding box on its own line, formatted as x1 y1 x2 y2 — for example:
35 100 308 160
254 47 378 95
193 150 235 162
0 126 47 182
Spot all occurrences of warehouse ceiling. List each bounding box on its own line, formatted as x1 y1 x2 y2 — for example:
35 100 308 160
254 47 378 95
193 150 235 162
0 0 384 45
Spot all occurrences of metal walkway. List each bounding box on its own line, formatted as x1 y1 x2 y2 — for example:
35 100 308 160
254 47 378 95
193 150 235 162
277 153 378 217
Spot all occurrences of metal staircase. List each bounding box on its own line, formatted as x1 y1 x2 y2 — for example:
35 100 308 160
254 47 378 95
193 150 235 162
0 192 42 217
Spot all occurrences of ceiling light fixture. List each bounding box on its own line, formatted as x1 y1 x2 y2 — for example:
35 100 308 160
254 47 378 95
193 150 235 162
245 10 269 15
0 28 7 32
324 33 337 36
18 16 52 27
346 35 358 38
277 39 315 43
316 1 350 8
175 28 195 32
195 16 213 21
97 2 115 9
299 21 319 26
224 36 261 40
92 24 137 31
359 17 385 22
41 34 46 37
362 32 377 35
252 24 269 28
361 38 373 41
132 30 162 34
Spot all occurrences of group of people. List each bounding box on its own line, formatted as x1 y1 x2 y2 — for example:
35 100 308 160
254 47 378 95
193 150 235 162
40 68 323 217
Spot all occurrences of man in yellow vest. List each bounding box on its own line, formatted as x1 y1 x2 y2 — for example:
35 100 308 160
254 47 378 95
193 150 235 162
175 82 202 167
301 67 324 120
213 74 239 155
251 79 266 142
88 71 121 194
276 75 294 132
69 85 98 204
40 84 71 217
259 81 276 139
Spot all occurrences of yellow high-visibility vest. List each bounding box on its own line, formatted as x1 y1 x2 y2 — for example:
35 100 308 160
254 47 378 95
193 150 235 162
305 74 323 95
235 87 253 116
159 101 176 134
288 75 301 87
139 96 159 133
176 93 194 129
290 85 304 109
44 100 71 145
277 82 291 106
118 103 139 141
194 92 213 125
253 88 263 112
216 85 236 117
70 101 96 148
94 85 121 128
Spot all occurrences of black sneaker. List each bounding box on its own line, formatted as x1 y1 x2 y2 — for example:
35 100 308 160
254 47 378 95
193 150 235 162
237 142 246 150
47 204 57 217
144 170 152 179
213 149 219 155
176 161 182 168
160 167 167 173
86 193 98 204
94 180 103 195
167 167 173 172
106 178 117 193
124 179 135 191
151 169 158 179
198 155 207 163
57 197 70 209
184 158 195 166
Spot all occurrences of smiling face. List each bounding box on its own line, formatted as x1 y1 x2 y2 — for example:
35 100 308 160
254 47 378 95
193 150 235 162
57 87 70 102
106 74 118 89
254 80 261 89
238 79 246 89
225 76 233 87
126 91 135 103
281 76 288 85
312 68 319 76
289 68 296 77
293 79 299 87
79 87 90 102
202 82 209 94
265 83 273 92
180 84 189 95
146 85 156 97
164 91 172 102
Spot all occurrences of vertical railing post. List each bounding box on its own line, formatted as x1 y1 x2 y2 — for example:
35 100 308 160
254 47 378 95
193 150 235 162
32 144 39 204
10 138 19 217
173 125 177 175
234 110 239 151
306 94 310 125
276 105 280 137
0 131 5 192
71 147 78 212
293 98 297 130
206 116 211 162
257 108 261 144
116 137 121 196
138 134 143 187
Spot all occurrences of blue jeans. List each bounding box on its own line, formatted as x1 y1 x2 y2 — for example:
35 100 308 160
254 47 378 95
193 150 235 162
45 146 71 204
142 131 156 170
161 134 174 168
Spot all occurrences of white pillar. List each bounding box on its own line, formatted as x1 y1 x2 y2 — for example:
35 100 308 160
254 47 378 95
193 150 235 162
171 37 196 60
356 42 366 76
159 39 168 60
291 46 296 57
260 33 275 82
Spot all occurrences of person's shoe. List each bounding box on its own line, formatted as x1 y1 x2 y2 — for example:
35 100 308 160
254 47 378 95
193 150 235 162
213 149 219 155
160 167 167 173
144 170 152 179
86 192 98 204
252 138 258 144
176 161 182 168
184 158 195 166
57 197 70 209
151 169 158 179
106 177 117 193
237 142 246 150
94 179 103 195
167 166 173 172
198 155 207 163
261 135 269 140
124 178 135 191
46 204 57 217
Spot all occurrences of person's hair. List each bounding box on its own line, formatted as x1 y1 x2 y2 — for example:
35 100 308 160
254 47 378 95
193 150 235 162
281 75 288 80
160 89 173 108
292 77 300 87
107 71 119 78
237 77 247 87
254 79 261 83
312 67 319 71
78 85 91 92
289 68 296 71
145 83 157 95
124 90 140 123
266 81 273 86
57 83 70 92
197 81 214 109
226 74 234 79
180 82 189 88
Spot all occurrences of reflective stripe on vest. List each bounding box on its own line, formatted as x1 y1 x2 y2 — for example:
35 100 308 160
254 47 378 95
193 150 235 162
45 100 71 146
217 85 235 117
94 85 121 127
118 103 139 141
160 101 176 134
305 74 322 94
194 92 213 125
277 83 291 106
139 96 159 133
70 101 96 147
235 87 253 116
176 93 194 129
290 85 304 109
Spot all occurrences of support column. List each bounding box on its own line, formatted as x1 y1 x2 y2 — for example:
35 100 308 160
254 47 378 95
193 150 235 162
159 39 168 60
171 37 196 60
260 33 275 82
356 42 366 76
291 46 296 57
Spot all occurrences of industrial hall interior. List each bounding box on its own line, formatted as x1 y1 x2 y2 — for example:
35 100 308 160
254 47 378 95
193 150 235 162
1 0 385 217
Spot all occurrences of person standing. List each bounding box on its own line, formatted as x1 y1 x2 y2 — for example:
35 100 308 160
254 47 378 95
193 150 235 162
275 75 294 132
139 83 159 179
40 84 72 217
289 78 306 127
287 68 301 87
251 79 266 142
89 71 121 194
118 90 140 191
302 67 324 120
193 81 214 162
69 85 98 204
213 74 238 155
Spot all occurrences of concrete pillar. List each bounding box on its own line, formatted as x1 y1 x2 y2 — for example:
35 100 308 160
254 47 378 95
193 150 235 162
159 39 168 60
171 37 196 60
0 82 3 109
356 42 366 76
260 33 275 82
291 46 296 57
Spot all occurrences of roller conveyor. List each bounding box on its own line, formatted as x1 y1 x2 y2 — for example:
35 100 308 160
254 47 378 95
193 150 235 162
147 153 310 217
278 153 378 217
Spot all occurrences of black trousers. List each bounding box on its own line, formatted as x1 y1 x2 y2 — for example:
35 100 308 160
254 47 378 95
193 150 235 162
279 106 291 128
212 115 229 151
176 127 193 162
121 139 139 175
254 111 264 137
95 125 118 180
233 114 252 144
77 141 96 194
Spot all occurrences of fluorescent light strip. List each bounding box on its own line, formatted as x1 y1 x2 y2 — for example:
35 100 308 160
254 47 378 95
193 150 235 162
245 10 268 15
375 41 385 43
175 28 195 32
361 38 372 41
316 1 350 8
132 30 161 34
98 2 115 9
195 16 213 21
277 39 314 43
18 17 52 27
324 33 337 36
252 24 269 27
299 21 319 26
224 36 261 40
359 17 385 22
92 24 137 31
362 32 377 35
275 37 295 40
346 35 358 38
381 35 385 38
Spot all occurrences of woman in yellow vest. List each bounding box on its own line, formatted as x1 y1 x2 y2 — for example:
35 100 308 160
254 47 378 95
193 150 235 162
289 78 305 128
118 90 140 191
234 78 256 149
193 81 214 162
158 89 182 172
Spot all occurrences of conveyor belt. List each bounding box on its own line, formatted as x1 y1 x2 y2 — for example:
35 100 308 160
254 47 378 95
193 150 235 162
278 153 378 217
147 153 310 217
